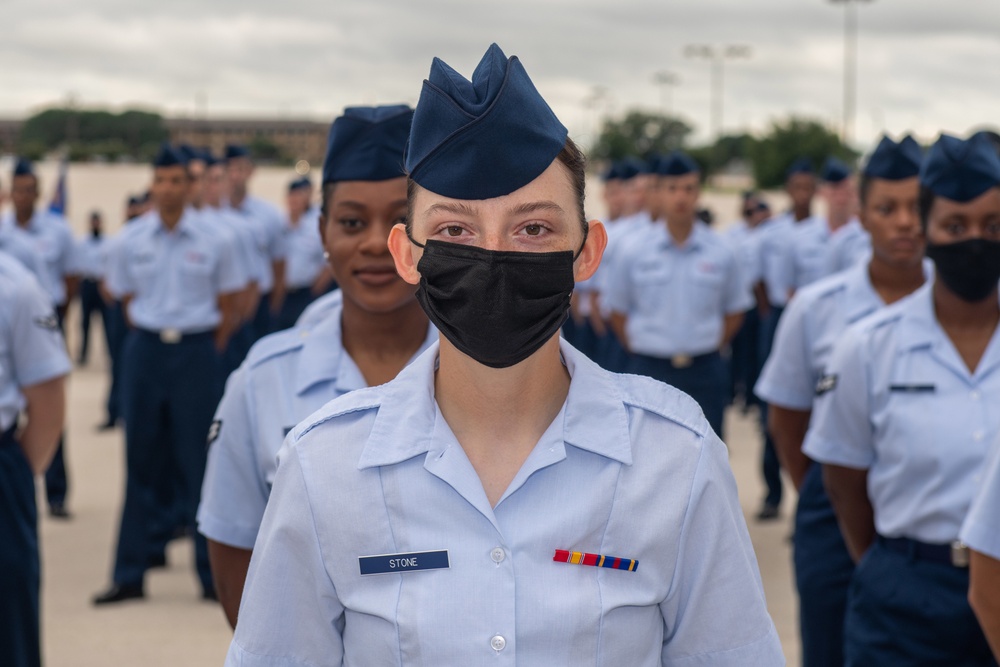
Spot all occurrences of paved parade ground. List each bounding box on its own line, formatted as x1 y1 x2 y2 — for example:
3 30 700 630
38 326 801 666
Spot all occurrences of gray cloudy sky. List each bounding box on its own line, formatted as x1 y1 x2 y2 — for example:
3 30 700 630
3 0 999 149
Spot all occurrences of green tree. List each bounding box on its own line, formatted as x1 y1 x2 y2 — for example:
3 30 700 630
591 110 693 163
18 107 168 159
749 118 855 189
689 133 756 177
249 135 283 162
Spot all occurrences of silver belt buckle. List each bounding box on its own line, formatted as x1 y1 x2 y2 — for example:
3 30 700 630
951 540 970 568
670 354 693 369
160 328 182 344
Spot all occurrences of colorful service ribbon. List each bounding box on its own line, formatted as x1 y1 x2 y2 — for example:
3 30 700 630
553 549 638 572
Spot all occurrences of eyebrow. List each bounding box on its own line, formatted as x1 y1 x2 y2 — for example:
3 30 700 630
335 199 408 210
424 201 479 217
508 200 565 217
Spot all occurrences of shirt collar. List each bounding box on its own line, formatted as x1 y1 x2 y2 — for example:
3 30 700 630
843 262 885 324
895 281 940 351
659 220 707 251
357 338 633 470
154 208 196 237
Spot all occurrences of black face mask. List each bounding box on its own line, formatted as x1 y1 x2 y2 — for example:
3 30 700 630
925 238 1000 303
409 237 583 368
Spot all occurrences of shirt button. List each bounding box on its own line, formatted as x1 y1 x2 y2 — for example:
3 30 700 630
490 547 506 564
491 635 506 652
971 390 981 400
974 431 985 442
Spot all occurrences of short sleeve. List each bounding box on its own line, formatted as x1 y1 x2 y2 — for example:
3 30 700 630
603 243 635 316
105 237 132 299
755 292 815 410
215 234 246 295
722 246 753 315
960 432 1000 559
659 433 784 665
197 366 268 549
802 325 876 469
8 277 71 387
226 443 345 667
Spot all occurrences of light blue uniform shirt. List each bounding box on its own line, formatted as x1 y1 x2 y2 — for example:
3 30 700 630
754 212 818 307
0 226 45 281
227 339 783 666
296 289 342 328
198 303 435 549
283 207 325 289
788 217 862 290
0 252 71 432
606 221 752 357
723 219 765 302
592 211 654 319
1 209 77 306
190 209 251 291
823 219 871 277
227 195 288 293
756 262 887 411
106 210 244 333
804 282 1000 543
961 431 1000 559
73 234 107 280
206 205 267 286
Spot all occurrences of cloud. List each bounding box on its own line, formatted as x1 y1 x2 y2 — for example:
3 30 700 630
1 0 999 148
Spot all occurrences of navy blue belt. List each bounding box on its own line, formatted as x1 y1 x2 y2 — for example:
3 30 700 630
135 328 215 345
635 350 719 369
878 535 970 568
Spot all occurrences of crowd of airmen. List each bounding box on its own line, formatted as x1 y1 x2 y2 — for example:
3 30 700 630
2 41 1000 667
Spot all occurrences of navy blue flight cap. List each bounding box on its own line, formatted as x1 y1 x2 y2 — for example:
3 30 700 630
601 163 620 183
821 157 853 184
225 144 251 161
202 149 220 167
288 176 312 192
322 105 412 185
863 135 922 180
617 157 647 181
921 132 1000 202
12 157 34 177
152 144 189 168
655 151 700 177
406 43 568 200
785 158 814 179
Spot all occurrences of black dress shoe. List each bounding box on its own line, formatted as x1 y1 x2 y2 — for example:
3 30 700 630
93 583 144 606
202 587 218 602
49 503 71 519
96 419 118 432
147 553 167 569
755 503 780 521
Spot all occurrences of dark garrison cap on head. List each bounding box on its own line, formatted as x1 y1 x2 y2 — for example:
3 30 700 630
863 135 922 180
322 105 412 185
153 144 189 168
617 157 647 181
654 151 700 177
225 144 250 161
13 157 34 177
288 176 312 192
406 43 568 200
601 163 620 183
920 132 1000 202
821 157 852 183
786 157 814 179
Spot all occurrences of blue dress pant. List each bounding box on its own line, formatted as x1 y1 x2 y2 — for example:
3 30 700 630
78 278 109 364
44 309 68 508
628 351 727 438
845 538 997 666
0 427 41 667
728 307 760 408
795 463 854 667
105 301 128 424
756 305 784 508
251 292 273 342
112 330 221 592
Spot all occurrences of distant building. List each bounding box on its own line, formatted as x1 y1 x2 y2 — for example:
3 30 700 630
166 117 328 166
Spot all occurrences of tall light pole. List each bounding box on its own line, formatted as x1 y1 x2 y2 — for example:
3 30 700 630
830 0 874 145
684 44 751 139
652 71 680 117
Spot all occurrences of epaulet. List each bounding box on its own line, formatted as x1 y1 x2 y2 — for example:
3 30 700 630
292 385 385 440
244 327 309 369
617 372 710 438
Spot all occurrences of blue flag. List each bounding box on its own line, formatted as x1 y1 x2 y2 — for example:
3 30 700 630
48 159 68 215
